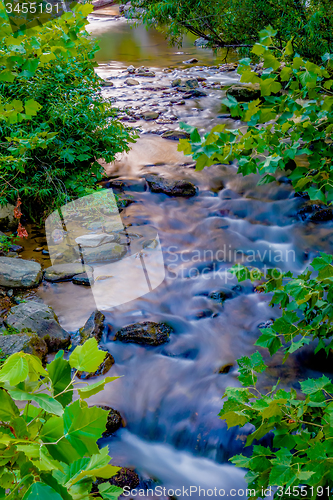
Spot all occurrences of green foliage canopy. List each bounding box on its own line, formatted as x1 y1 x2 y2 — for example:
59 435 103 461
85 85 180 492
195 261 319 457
0 2 135 219
130 0 333 61
179 28 333 204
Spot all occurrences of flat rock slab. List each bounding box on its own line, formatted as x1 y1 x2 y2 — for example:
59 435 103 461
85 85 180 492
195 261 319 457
145 174 197 197
44 263 93 282
75 233 118 248
80 242 127 263
114 321 173 346
0 257 42 288
5 300 70 351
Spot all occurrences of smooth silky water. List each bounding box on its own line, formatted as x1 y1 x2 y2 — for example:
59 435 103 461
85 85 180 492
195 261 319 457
30 12 333 499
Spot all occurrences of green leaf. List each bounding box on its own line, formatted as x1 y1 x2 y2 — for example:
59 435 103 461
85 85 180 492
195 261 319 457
300 375 333 395
40 416 81 464
24 99 42 117
78 376 119 400
69 338 106 373
220 411 248 428
8 389 64 416
0 388 20 421
23 482 63 500
98 483 123 500
48 354 73 407
0 353 29 385
63 400 108 456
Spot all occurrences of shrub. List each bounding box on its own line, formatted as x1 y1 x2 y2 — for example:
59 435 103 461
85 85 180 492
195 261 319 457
0 3 135 220
179 27 333 204
0 337 123 499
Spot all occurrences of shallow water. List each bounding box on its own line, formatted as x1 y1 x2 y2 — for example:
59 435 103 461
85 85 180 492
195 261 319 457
31 14 333 500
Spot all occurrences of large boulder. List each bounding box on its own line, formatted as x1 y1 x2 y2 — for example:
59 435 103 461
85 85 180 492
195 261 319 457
0 257 42 288
0 332 48 362
5 301 70 352
0 204 18 231
110 468 139 489
226 84 261 102
75 233 118 247
145 174 197 197
79 310 105 343
114 321 173 346
44 263 93 283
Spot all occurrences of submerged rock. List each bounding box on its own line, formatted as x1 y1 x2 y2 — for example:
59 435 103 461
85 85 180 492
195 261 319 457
208 289 234 303
0 257 42 288
79 310 105 343
185 78 199 89
142 111 160 121
183 89 207 98
171 78 182 87
5 300 70 352
114 321 173 346
125 78 139 86
44 263 93 283
226 84 261 102
183 58 198 64
161 130 190 141
145 174 197 197
308 208 333 222
98 406 123 436
72 272 92 286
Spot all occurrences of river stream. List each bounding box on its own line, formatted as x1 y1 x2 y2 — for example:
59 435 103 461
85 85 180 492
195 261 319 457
24 11 333 500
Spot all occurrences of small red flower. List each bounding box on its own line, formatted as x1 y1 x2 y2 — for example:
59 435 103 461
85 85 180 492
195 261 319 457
17 222 28 239
14 197 22 219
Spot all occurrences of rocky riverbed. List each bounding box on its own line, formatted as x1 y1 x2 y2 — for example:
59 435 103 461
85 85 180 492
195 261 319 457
1 10 333 500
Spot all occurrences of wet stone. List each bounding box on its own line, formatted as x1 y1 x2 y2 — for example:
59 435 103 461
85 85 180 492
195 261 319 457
127 65 135 73
125 78 139 86
72 272 93 286
161 130 190 141
185 78 199 89
44 263 93 282
110 468 140 489
79 310 105 343
0 257 42 288
183 58 198 64
142 111 160 121
308 209 333 223
98 406 123 436
145 174 197 197
171 78 182 87
208 289 234 303
226 84 261 102
183 89 207 98
114 321 173 346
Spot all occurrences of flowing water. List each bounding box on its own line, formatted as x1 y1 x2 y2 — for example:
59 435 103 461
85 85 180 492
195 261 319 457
27 12 333 499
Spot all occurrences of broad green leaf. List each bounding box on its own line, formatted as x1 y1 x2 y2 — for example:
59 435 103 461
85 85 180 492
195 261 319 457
63 400 108 456
23 482 63 500
8 389 64 416
98 483 123 500
220 411 248 428
78 376 119 400
24 99 42 117
40 416 81 464
69 338 106 373
0 388 19 421
48 354 73 407
300 375 333 395
0 353 29 385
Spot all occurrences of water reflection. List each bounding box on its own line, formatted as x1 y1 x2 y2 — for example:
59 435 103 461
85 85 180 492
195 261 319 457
87 16 237 67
